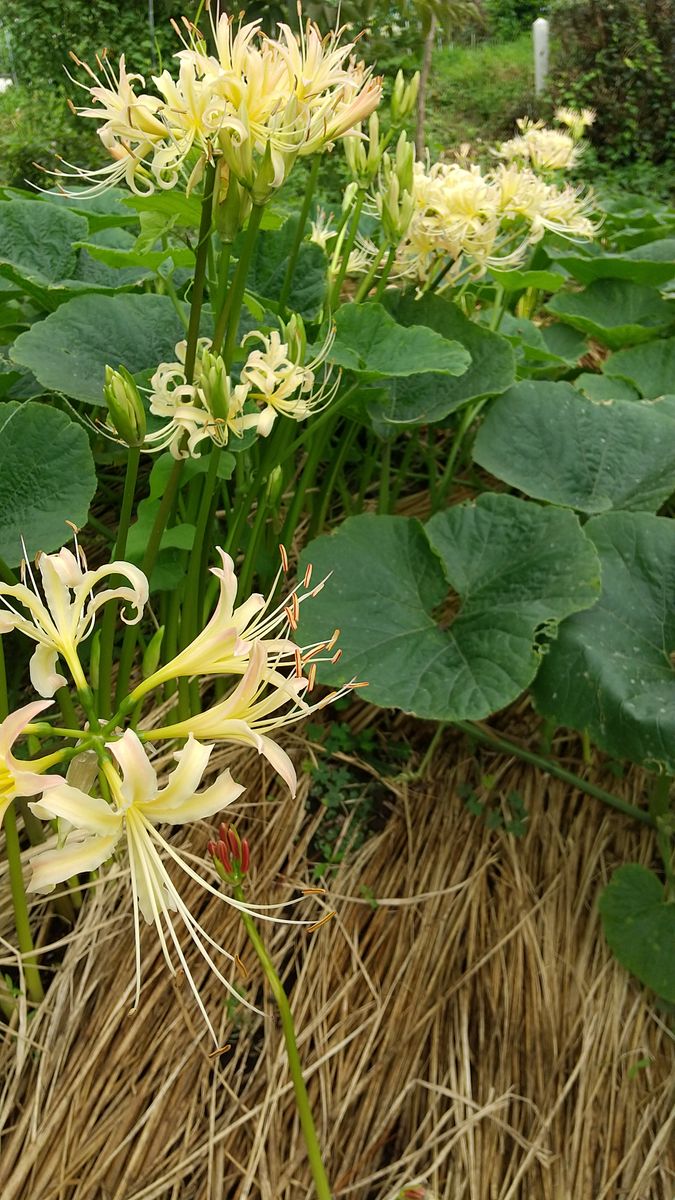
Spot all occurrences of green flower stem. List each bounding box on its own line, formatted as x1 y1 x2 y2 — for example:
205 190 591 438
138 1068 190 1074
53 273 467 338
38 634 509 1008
221 202 265 369
372 246 397 301
279 421 333 549
279 155 321 314
177 447 222 719
116 466 183 709
0 640 43 1005
353 243 388 304
378 439 392 513
435 398 489 507
489 284 505 332
310 422 359 537
3 805 44 1005
210 243 234 352
233 884 333 1200
390 432 419 509
276 383 360 469
98 446 141 719
236 488 270 603
184 162 217 382
454 720 656 827
329 188 366 311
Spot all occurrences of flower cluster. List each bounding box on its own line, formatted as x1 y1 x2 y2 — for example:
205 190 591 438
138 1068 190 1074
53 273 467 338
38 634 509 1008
379 155 597 288
141 322 336 457
497 109 595 173
0 538 358 1034
60 12 382 198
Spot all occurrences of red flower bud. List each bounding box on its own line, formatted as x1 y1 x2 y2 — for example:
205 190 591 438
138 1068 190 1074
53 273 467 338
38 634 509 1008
240 838 250 873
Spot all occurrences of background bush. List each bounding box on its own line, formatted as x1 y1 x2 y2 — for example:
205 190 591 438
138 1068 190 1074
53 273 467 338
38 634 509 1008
549 0 675 171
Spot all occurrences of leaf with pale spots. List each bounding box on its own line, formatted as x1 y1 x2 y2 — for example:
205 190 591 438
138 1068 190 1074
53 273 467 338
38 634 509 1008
297 495 600 721
533 511 675 771
599 865 675 1002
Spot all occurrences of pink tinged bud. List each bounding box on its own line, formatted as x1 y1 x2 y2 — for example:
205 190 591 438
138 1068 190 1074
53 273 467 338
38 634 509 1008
227 827 239 858
218 821 228 843
240 839 250 874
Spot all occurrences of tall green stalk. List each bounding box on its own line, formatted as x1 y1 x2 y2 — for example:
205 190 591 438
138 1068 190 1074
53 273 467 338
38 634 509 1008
234 884 333 1200
98 446 140 718
278 156 321 313
0 642 44 1005
329 188 366 311
219 203 265 368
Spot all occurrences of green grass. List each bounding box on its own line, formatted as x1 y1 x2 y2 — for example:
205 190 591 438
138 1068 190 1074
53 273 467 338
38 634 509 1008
424 34 535 157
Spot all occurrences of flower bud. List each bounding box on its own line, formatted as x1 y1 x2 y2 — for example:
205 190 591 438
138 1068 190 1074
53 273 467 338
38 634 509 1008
199 348 231 424
217 172 245 243
104 365 147 446
142 625 165 678
391 70 420 124
265 464 284 505
341 180 359 213
282 313 307 363
394 131 414 195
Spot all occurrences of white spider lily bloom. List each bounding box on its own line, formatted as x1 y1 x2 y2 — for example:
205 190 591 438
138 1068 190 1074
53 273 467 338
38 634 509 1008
0 701 65 826
0 546 148 698
145 340 257 459
131 546 326 702
241 327 339 437
498 119 582 172
555 106 596 141
28 731 244 1027
149 641 360 797
28 730 316 1035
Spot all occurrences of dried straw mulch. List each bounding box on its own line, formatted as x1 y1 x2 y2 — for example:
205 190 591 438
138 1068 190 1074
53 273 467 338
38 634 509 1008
0 719 673 1200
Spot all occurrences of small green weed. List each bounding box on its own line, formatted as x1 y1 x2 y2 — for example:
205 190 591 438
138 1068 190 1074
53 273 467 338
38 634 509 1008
458 776 529 836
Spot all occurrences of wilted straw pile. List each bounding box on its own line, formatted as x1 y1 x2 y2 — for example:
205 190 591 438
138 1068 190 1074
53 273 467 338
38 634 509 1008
0 723 672 1200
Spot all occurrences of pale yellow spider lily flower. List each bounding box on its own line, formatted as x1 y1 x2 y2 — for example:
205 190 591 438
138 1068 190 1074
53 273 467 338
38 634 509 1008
0 700 66 826
0 545 148 698
241 326 339 437
149 640 358 797
131 546 325 703
28 730 314 1035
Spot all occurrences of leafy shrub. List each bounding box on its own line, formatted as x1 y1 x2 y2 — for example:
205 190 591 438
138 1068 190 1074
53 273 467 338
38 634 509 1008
484 0 546 41
1 0 178 86
549 0 675 168
0 85 102 189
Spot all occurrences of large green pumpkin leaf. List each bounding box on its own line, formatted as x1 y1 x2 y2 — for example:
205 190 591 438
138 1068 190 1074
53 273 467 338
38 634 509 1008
0 199 88 291
331 301 470 381
244 218 327 319
11 293 187 405
473 382 675 514
599 865 675 1002
297 495 599 721
533 511 675 771
603 337 675 398
383 292 514 414
0 402 96 563
548 239 675 286
546 278 674 350
574 373 640 402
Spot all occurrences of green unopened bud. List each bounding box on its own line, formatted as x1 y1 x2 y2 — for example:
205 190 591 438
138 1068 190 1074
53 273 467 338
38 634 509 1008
217 172 245 243
142 625 165 678
365 112 382 178
394 131 414 195
104 365 146 446
391 70 420 125
283 313 307 363
199 349 231 424
344 128 368 180
266 464 284 505
342 180 359 213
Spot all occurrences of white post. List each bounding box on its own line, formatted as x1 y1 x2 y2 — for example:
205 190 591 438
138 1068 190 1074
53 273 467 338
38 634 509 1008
533 17 549 97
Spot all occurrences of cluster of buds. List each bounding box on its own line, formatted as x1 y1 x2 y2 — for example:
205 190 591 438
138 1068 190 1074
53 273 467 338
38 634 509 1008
344 111 384 188
104 365 147 447
390 69 420 126
376 132 415 245
209 822 251 883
